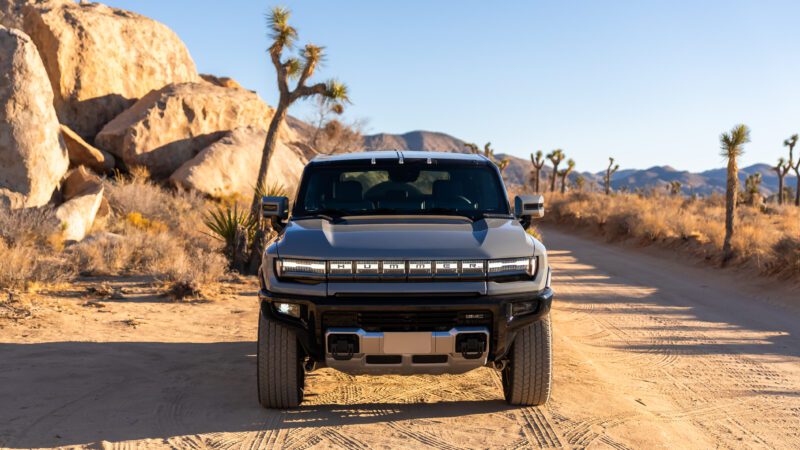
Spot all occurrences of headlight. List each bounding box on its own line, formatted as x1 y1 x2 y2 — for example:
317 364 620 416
487 257 537 279
275 259 326 280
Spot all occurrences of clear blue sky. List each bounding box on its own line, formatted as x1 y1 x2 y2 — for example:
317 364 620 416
103 0 800 173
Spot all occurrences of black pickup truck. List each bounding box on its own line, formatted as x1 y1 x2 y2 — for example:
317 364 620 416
257 151 552 408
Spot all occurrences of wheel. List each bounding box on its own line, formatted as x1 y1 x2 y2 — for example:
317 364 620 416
502 314 552 406
257 310 305 408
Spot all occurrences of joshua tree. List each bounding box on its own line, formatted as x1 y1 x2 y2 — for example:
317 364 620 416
547 149 565 192
720 124 751 263
559 159 575 194
666 180 682 196
530 150 546 192
574 175 586 192
248 7 349 271
310 96 345 149
604 157 619 195
250 7 350 218
744 173 762 206
773 157 790 205
466 142 509 172
784 134 799 206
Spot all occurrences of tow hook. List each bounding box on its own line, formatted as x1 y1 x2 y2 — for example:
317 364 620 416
456 333 487 360
493 359 508 372
327 334 359 360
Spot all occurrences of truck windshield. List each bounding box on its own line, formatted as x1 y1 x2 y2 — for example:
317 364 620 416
293 160 510 219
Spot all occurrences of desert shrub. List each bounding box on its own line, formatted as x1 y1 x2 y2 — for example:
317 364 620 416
768 236 800 279
544 191 800 279
0 205 63 247
0 240 74 290
67 175 229 291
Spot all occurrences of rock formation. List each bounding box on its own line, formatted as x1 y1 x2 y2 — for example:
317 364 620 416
22 1 198 138
170 127 306 199
60 124 115 173
96 82 295 178
200 74 245 90
0 26 68 208
55 166 105 242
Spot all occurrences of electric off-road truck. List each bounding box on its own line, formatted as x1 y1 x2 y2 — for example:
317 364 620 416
257 151 552 408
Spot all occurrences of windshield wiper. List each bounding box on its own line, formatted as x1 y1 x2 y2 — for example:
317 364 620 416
477 212 514 219
293 209 348 222
420 207 475 219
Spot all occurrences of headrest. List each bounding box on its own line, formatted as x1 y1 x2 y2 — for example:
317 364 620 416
334 180 363 201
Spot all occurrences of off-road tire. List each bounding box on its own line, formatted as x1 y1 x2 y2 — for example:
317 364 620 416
257 311 304 408
502 314 552 406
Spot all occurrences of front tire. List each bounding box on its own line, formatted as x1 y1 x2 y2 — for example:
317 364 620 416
257 310 305 408
502 314 553 406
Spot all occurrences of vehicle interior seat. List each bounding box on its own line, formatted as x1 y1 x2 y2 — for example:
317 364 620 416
328 180 372 211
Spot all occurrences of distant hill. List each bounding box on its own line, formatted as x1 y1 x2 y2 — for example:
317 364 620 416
363 130 469 153
361 130 796 195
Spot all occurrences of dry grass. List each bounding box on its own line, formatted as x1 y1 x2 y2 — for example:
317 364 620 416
0 207 74 290
70 174 228 293
1 173 229 298
544 191 800 280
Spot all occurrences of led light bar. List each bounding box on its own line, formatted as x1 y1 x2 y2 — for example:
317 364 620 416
329 260 354 275
381 261 406 275
274 257 535 280
460 260 485 275
487 258 530 274
408 261 433 276
355 261 379 275
276 259 326 279
434 261 459 275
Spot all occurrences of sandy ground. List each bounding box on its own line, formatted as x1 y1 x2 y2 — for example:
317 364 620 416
1 227 799 449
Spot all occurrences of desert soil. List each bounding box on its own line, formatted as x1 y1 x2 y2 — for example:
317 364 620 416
1 227 799 449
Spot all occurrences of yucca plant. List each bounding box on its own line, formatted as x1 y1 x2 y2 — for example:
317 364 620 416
204 204 257 272
745 172 762 206
783 134 799 206
559 159 575 194
604 157 619 195
547 150 565 192
466 142 510 172
255 182 288 200
665 180 682 196
248 7 349 272
530 150 546 193
720 124 751 263
773 157 791 205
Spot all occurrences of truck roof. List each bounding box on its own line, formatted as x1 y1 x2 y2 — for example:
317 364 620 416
309 150 490 165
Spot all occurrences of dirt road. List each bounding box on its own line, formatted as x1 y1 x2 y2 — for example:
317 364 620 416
1 227 799 449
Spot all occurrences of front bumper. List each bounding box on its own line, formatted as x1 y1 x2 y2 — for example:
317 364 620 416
258 287 553 366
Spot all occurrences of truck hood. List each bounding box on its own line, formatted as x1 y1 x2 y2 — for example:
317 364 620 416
274 216 536 260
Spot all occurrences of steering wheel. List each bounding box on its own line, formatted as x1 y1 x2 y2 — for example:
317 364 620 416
448 195 474 210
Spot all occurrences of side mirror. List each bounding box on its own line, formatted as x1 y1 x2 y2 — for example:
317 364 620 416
262 196 289 230
514 195 544 228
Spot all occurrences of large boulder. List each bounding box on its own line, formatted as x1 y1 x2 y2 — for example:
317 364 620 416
61 124 115 173
170 127 307 199
96 82 296 178
0 0 62 29
200 73 245 91
0 26 68 209
22 1 199 139
60 165 100 201
56 166 105 242
56 186 103 242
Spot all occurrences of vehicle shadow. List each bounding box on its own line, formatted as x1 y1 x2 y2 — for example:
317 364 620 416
0 341 512 448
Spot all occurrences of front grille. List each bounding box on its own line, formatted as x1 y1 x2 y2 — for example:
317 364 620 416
322 310 493 332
